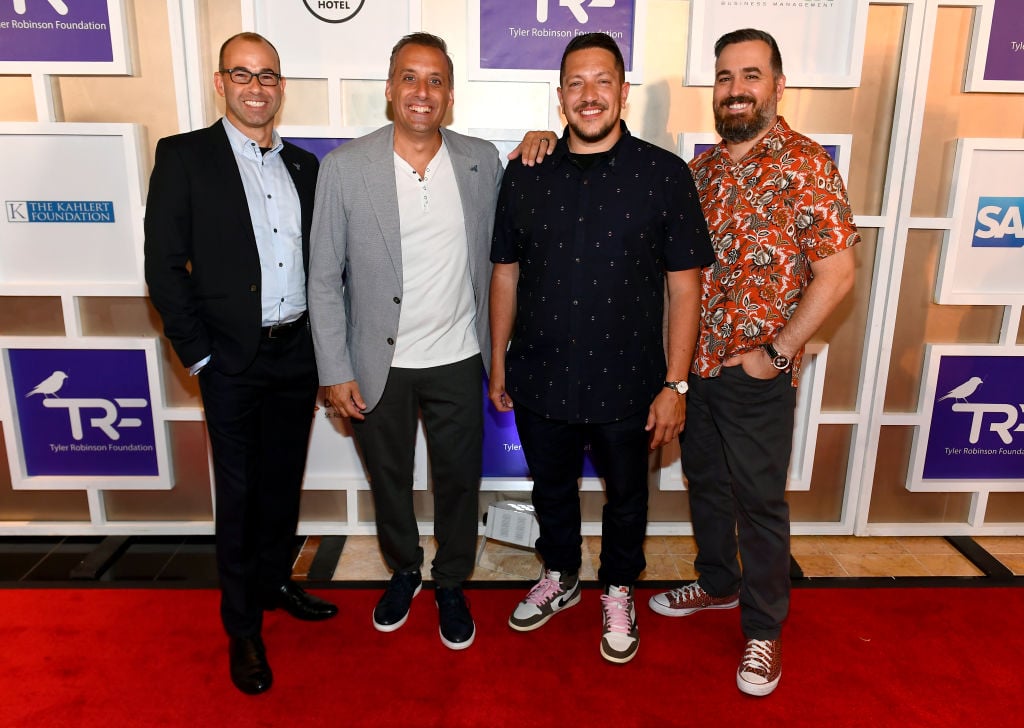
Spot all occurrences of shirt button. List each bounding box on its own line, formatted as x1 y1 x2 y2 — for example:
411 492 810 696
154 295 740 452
393 297 401 304
387 337 395 345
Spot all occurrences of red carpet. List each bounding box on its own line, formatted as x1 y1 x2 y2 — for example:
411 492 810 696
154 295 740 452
1 586 1019 727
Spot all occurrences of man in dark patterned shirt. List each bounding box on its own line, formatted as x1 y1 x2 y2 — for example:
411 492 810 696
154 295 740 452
648 29 859 696
490 33 713 664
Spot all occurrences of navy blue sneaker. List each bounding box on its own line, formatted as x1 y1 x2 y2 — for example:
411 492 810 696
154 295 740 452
373 570 421 632
435 586 475 650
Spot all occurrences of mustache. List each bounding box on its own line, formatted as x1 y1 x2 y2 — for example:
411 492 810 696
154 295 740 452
573 102 608 113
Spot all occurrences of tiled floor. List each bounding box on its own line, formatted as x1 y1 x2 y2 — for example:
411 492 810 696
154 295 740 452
307 534 1024 582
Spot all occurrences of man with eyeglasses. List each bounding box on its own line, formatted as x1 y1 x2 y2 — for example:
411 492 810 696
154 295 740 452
144 32 337 696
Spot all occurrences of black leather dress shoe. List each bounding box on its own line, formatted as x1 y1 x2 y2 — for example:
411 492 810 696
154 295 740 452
229 635 272 695
264 581 338 621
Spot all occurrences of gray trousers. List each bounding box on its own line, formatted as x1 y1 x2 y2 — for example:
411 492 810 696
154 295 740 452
681 365 796 640
352 355 483 588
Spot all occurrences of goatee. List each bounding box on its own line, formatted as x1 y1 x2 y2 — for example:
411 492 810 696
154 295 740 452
714 95 774 144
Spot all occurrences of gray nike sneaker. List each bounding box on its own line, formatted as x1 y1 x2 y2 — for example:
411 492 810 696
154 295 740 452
509 568 581 632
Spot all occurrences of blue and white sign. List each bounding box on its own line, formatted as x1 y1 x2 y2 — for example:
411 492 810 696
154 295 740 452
972 196 1024 247
7 348 158 477
5 200 115 223
911 347 1024 491
937 139 1024 305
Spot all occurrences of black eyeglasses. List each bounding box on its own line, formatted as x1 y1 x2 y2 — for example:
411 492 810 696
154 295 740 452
220 67 282 86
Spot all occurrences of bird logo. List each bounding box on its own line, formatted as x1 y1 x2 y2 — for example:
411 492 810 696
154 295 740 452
25 371 68 399
937 376 983 404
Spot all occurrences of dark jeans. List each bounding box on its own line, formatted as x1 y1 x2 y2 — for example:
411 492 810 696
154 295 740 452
199 322 318 638
682 365 797 640
352 355 483 588
514 405 651 586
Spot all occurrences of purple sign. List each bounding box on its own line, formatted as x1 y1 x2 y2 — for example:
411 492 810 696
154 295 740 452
480 0 635 73
482 379 598 478
285 137 350 161
983 0 1024 82
0 1 114 63
923 355 1024 480
9 348 158 476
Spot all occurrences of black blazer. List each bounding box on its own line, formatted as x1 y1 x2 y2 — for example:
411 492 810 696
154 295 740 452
144 121 319 375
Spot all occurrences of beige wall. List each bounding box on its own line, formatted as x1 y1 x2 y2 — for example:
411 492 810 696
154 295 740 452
1 1 1022 534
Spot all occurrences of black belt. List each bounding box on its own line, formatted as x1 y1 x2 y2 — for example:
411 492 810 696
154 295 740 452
262 312 307 339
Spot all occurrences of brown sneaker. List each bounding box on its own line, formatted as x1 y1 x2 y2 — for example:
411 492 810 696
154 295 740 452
647 581 739 617
736 638 781 696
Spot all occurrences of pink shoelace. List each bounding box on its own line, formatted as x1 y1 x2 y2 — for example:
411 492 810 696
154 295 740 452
524 574 563 606
600 593 633 633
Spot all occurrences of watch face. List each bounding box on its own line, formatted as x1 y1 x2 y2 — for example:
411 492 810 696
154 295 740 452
772 355 790 371
666 381 689 395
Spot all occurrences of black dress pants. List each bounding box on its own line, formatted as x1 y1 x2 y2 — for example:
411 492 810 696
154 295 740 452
352 355 483 588
199 322 318 638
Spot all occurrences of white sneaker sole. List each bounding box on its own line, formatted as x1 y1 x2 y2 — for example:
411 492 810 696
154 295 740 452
372 583 422 632
439 625 476 651
737 670 781 696
600 640 639 664
648 595 739 617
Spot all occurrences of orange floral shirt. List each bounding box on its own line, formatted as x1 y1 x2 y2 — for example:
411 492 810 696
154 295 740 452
689 117 860 385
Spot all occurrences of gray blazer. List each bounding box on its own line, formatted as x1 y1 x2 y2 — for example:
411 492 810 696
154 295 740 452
308 124 502 412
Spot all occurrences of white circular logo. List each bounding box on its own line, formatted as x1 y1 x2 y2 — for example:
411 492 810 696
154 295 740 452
302 0 366 23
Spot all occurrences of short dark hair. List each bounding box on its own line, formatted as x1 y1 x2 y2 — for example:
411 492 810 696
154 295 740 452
713 28 783 78
559 32 625 85
388 32 454 84
218 32 280 72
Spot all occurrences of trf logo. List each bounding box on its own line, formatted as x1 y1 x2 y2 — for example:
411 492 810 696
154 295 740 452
972 196 1024 248
24 369 147 441
41 398 148 441
536 0 615 23
936 375 1024 445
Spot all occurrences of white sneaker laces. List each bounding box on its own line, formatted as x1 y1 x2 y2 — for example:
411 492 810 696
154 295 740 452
670 582 705 602
740 639 775 674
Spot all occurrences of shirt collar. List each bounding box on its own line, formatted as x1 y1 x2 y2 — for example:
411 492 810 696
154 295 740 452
712 116 791 163
221 117 283 160
552 120 631 170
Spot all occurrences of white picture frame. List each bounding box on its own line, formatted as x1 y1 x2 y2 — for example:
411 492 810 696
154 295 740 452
936 138 1024 306
685 0 869 88
0 123 146 296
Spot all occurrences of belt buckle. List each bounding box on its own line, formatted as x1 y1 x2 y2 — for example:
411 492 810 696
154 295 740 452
266 322 282 339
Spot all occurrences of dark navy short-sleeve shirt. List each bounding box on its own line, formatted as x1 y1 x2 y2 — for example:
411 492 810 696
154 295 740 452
491 123 713 423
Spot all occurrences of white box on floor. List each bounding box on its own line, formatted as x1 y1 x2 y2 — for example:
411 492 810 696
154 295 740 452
484 501 540 549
